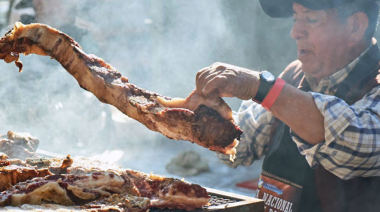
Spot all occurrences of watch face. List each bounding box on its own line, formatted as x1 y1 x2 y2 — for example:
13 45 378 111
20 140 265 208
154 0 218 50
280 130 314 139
254 71 276 102
261 71 275 82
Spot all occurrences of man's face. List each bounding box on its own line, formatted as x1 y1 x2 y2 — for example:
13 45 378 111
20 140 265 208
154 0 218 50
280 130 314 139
291 3 352 80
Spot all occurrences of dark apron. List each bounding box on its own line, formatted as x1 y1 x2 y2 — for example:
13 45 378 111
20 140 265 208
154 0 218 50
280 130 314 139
257 122 320 212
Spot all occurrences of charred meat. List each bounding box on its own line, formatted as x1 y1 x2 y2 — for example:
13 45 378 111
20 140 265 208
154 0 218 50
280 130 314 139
0 23 242 157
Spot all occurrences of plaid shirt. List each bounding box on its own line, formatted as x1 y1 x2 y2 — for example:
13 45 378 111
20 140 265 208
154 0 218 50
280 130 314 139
219 45 380 180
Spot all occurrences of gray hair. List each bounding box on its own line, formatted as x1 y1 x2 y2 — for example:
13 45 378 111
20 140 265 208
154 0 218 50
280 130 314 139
336 2 379 41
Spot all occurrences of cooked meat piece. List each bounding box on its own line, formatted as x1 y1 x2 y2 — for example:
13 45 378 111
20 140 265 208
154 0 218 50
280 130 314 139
0 165 45 192
0 160 11 167
48 156 124 175
125 169 210 210
0 156 210 211
0 23 242 157
25 158 52 168
2 193 150 212
0 171 140 207
47 155 74 175
83 194 150 212
52 157 211 210
0 155 75 192
0 152 9 160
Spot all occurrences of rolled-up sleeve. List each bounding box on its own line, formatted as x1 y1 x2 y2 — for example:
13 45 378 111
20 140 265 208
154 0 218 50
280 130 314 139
217 100 274 168
292 86 380 179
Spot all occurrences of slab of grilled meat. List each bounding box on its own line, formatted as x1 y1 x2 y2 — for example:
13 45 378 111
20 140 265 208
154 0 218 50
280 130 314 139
0 23 242 157
125 169 210 211
0 171 140 207
0 156 210 211
0 155 73 191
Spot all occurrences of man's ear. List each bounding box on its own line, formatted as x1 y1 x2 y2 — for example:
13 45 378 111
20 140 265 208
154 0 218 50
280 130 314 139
347 12 369 47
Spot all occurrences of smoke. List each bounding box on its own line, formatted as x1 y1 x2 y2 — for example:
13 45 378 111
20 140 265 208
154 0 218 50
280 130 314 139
0 0 295 174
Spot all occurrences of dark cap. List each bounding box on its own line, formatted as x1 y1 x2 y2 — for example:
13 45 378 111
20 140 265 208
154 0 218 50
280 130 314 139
259 0 378 18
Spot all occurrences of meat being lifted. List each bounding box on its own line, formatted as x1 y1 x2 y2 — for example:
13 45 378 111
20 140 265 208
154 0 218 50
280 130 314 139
0 23 242 158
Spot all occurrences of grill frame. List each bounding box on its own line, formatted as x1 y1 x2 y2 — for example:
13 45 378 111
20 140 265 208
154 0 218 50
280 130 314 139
150 187 264 212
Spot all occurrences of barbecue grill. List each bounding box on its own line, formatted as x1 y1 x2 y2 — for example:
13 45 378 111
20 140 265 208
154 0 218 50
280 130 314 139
34 149 264 212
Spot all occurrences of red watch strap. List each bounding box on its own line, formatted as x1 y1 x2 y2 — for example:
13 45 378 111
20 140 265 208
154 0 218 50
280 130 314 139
261 78 286 111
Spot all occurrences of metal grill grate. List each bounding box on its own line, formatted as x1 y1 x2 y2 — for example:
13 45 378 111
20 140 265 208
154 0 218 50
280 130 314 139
150 194 239 212
208 195 237 206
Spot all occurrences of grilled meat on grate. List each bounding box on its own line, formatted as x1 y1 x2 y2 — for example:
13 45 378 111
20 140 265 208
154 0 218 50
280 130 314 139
0 156 210 211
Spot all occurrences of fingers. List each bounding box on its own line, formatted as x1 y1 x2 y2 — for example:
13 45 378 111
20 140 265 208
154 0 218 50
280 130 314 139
195 65 210 82
202 75 228 98
196 63 227 97
195 66 211 95
196 62 261 100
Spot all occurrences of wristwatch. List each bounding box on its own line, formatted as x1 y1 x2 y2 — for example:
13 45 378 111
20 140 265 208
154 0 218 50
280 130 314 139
253 71 276 103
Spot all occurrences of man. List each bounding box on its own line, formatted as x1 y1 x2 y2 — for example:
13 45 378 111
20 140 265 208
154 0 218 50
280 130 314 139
196 0 380 211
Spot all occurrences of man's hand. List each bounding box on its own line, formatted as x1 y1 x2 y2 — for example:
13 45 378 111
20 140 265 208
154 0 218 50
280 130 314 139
196 62 325 145
196 62 261 100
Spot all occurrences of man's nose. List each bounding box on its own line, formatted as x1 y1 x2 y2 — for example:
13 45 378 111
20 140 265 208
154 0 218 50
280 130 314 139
290 20 307 40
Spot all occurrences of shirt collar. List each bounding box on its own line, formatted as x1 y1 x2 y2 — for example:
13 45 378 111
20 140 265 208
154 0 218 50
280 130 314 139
304 43 373 94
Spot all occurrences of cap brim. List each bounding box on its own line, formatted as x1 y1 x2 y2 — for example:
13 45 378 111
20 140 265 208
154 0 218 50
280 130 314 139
259 0 294 18
260 0 379 18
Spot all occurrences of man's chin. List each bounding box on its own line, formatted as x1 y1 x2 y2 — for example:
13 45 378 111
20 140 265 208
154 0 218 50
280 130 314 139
300 64 320 76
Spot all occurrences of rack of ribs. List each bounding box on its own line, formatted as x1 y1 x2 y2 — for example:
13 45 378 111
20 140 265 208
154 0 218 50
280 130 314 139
0 23 242 158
